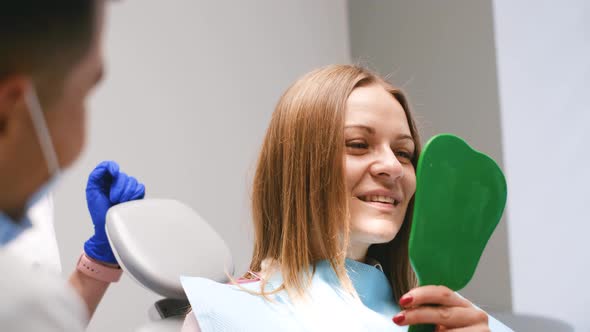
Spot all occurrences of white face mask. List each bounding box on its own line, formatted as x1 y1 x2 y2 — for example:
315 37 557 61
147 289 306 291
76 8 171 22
23 85 62 209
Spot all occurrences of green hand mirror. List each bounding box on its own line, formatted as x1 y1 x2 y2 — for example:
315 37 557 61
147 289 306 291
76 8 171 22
408 134 507 332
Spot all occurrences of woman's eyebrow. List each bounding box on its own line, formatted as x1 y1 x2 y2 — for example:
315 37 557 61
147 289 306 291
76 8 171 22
397 134 414 142
344 124 375 134
345 125 414 142
397 135 416 149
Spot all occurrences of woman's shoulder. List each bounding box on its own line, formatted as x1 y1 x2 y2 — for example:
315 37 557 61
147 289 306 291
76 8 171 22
180 275 299 332
180 274 279 316
180 275 263 299
234 276 261 285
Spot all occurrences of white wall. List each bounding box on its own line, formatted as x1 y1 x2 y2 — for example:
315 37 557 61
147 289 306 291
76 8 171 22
348 0 512 311
493 1 590 330
53 1 351 331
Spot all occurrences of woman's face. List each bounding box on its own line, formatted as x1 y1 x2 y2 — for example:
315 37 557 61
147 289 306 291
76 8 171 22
344 84 416 261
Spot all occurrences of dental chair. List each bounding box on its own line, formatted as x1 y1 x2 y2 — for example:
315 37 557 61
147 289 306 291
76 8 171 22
106 200 576 332
106 199 234 332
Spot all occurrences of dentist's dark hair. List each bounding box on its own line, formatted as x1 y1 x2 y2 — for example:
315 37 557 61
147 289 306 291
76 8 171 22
0 1 98 95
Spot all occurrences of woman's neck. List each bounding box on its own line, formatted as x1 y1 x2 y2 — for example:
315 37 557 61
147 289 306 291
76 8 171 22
346 241 370 263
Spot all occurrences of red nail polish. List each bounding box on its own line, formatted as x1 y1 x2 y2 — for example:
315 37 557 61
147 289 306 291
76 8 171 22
399 295 413 306
392 313 405 325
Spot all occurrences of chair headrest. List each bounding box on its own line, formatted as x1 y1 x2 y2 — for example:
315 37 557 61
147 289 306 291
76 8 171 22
106 199 233 299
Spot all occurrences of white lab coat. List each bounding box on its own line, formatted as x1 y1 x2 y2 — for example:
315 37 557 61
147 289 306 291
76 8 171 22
3 194 62 274
0 194 87 331
0 250 87 331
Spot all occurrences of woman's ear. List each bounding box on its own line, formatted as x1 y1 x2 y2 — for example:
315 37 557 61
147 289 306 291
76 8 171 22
0 75 28 136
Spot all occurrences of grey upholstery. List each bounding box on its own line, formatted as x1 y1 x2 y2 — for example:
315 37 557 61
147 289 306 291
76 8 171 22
106 198 234 299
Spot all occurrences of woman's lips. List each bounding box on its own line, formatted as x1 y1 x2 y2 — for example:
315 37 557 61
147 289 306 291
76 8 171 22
357 198 397 212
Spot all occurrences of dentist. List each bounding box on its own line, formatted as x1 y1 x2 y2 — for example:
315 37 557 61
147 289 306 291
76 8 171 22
0 1 144 331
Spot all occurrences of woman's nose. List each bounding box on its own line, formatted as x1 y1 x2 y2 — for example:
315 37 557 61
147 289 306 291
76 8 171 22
369 148 403 181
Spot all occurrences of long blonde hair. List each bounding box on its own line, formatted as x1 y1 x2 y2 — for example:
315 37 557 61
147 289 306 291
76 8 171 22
247 64 421 301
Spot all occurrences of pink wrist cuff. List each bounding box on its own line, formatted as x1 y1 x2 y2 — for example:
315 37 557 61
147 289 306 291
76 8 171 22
77 253 123 283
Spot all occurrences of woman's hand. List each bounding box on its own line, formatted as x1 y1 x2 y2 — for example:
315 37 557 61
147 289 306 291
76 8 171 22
392 285 490 331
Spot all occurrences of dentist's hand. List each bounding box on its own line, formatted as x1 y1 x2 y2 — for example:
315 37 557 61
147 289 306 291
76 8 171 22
84 161 145 264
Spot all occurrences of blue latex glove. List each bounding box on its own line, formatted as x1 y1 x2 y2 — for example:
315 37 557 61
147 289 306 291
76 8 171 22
84 161 145 264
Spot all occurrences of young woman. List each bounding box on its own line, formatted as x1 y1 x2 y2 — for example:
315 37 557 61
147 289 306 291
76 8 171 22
181 65 511 331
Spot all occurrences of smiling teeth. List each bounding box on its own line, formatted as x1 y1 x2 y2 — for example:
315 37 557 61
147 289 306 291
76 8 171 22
361 195 396 204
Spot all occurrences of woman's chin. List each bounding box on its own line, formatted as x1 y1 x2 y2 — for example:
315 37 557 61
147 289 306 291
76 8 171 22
350 220 402 245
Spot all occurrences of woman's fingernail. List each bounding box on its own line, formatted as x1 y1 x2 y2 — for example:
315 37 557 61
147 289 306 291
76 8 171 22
392 313 405 325
399 294 413 306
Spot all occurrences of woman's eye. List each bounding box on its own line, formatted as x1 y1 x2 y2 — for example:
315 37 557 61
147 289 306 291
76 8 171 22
396 151 414 161
346 141 368 149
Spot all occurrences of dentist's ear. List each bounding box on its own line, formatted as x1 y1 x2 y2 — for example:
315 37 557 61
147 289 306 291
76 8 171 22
0 75 29 135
